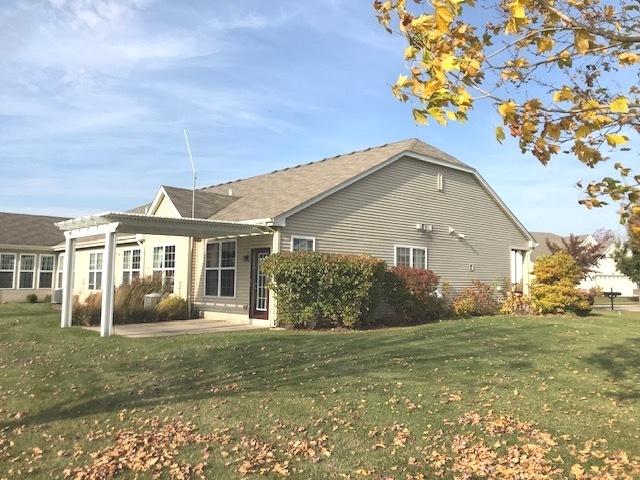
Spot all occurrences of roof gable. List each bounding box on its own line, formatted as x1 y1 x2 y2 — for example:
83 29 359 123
204 139 470 222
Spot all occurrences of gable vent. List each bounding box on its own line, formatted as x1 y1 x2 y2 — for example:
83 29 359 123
436 173 444 191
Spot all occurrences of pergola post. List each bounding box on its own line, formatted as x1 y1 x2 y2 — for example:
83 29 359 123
60 233 76 328
100 231 117 337
268 230 281 327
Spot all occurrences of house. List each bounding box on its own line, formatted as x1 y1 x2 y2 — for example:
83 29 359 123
55 138 536 335
530 231 638 296
0 212 69 303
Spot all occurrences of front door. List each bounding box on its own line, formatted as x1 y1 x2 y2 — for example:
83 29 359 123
249 248 270 320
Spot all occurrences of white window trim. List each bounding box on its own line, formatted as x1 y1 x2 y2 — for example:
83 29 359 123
0 253 16 290
56 254 65 289
290 235 316 252
37 254 55 289
121 247 143 284
394 245 428 269
18 253 36 290
152 245 176 292
88 252 103 291
437 173 444 191
205 239 237 298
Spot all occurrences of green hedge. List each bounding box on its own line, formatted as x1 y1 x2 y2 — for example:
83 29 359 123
262 252 386 328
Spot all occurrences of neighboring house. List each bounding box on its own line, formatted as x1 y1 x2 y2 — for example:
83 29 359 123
55 138 536 335
0 212 69 303
530 231 638 296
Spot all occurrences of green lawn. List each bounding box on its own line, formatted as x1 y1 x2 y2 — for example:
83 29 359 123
0 304 639 479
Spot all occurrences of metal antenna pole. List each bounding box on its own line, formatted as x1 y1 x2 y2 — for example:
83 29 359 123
184 129 197 218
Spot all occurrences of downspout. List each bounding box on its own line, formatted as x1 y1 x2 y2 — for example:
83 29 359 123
187 237 194 318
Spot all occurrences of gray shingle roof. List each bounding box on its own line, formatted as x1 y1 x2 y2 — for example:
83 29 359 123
162 186 239 219
191 138 470 221
0 212 70 247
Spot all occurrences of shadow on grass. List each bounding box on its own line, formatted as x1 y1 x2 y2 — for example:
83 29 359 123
585 335 640 400
0 321 552 430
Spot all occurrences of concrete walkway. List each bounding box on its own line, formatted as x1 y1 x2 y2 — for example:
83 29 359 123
82 318 268 338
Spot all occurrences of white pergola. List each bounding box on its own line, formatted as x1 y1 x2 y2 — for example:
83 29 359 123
55 212 274 337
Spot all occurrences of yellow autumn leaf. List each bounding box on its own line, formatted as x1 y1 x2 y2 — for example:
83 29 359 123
413 109 428 125
434 5 453 32
552 87 574 102
536 36 554 53
395 74 411 87
606 134 628 146
510 1 526 19
441 54 459 71
610 97 629 113
574 30 590 54
498 101 517 120
618 52 640 65
446 110 457 121
495 126 506 143
571 463 585 479
404 45 418 60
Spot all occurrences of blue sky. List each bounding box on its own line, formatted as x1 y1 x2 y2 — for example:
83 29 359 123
0 0 625 235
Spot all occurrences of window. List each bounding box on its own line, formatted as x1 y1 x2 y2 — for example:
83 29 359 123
0 253 16 289
291 236 315 252
394 246 427 269
18 254 36 289
122 248 142 285
436 173 444 191
38 255 55 289
56 254 65 288
88 252 103 290
153 245 176 292
205 240 236 297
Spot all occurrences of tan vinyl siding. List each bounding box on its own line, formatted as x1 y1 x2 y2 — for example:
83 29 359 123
280 156 530 292
0 249 58 303
152 194 181 218
192 234 272 319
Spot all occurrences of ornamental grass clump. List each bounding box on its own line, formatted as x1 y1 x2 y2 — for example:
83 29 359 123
262 252 386 329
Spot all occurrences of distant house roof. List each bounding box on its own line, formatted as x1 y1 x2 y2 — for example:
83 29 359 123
0 212 70 247
167 138 470 222
530 231 614 261
161 186 239 219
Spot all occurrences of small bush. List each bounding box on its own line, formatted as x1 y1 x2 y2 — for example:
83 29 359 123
384 266 444 323
43 294 52 303
156 295 189 321
533 252 582 285
451 281 499 317
262 252 386 329
530 253 592 316
500 292 539 315
25 294 38 303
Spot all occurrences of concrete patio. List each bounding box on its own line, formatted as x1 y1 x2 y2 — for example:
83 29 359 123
82 318 268 338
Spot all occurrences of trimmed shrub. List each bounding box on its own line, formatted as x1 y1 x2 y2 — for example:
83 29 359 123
43 294 52 303
156 295 189 321
451 281 499 317
25 294 38 304
500 292 539 315
384 266 444 323
262 252 386 329
530 252 592 315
